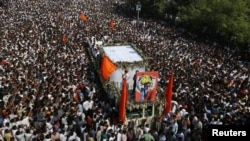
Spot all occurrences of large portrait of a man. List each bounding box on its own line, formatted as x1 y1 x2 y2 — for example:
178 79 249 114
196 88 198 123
135 71 158 102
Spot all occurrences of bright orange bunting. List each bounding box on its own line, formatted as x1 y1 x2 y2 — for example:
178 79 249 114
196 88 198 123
162 72 174 116
99 55 117 81
109 20 115 30
119 78 128 123
62 35 67 43
80 12 87 21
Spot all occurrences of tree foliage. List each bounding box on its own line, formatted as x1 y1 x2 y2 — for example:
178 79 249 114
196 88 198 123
126 0 250 48
176 0 250 48
176 0 250 46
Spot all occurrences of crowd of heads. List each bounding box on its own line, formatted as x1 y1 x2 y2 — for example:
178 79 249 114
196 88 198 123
0 0 249 141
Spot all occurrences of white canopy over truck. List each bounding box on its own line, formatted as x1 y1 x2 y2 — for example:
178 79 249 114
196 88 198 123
102 45 146 91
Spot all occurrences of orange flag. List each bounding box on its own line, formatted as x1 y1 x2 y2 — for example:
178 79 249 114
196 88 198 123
80 12 87 21
99 55 117 81
62 35 67 43
163 72 174 116
74 92 79 102
109 20 115 30
119 78 128 123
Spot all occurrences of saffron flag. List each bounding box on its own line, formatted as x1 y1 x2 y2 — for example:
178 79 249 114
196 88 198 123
80 12 87 21
119 78 127 123
62 35 67 43
109 20 115 30
163 72 174 116
74 92 79 102
99 55 117 81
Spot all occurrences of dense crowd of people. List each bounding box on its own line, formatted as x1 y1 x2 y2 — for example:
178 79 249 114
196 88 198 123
0 0 249 141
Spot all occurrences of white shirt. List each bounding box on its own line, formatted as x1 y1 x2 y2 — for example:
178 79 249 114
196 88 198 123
109 136 116 141
117 132 122 141
12 129 18 136
24 132 33 141
3 118 10 127
61 116 68 125
68 132 81 141
122 73 129 80
82 100 94 111
136 128 143 139
96 130 102 141
46 122 53 131
15 132 25 141
21 116 30 127
0 134 4 141
144 126 150 134
59 133 67 141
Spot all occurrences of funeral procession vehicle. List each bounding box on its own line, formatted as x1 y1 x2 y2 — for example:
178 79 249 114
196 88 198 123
85 36 166 127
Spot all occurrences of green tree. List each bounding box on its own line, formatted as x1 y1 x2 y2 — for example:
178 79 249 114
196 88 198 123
176 0 250 46
125 0 250 47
